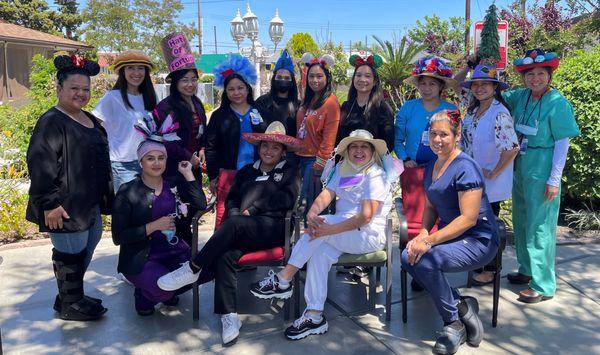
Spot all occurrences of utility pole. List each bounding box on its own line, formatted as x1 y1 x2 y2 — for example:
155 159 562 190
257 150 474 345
197 0 202 55
213 26 217 54
465 0 471 52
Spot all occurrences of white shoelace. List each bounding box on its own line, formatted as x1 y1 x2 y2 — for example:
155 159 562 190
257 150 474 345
293 314 312 328
258 270 277 289
170 262 193 283
222 314 235 329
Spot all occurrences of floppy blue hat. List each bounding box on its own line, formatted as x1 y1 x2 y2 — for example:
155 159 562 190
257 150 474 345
461 64 509 90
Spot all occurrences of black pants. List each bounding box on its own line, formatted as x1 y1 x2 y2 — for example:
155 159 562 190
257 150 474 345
193 215 285 314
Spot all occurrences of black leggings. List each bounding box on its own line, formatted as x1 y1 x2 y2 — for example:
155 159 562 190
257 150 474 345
193 215 285 314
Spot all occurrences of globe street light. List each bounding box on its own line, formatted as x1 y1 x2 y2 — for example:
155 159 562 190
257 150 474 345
230 9 245 53
242 3 259 62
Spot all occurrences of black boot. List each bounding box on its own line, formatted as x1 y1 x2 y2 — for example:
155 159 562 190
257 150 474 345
459 297 484 346
433 321 466 355
53 294 103 312
52 248 107 321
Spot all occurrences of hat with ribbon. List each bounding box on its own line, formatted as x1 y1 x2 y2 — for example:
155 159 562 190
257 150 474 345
161 32 198 81
273 49 295 74
404 56 457 89
299 53 335 70
242 121 303 151
213 55 257 88
336 129 388 157
348 54 383 69
513 48 560 74
111 50 154 72
461 64 509 90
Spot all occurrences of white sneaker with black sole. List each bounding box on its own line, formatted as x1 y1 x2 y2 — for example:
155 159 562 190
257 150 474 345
221 313 242 346
249 270 293 299
284 312 328 340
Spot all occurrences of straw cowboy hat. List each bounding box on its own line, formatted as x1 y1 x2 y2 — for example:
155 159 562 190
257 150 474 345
336 129 388 157
243 121 303 151
111 50 154 72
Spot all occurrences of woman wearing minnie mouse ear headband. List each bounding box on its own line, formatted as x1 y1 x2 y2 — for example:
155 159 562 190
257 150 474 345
402 109 499 354
338 54 395 152
295 53 340 221
26 54 111 321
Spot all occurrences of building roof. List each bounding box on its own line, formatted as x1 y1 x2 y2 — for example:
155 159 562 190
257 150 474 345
0 21 92 50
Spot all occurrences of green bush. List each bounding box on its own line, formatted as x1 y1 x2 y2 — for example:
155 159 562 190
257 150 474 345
553 46 600 201
0 179 36 239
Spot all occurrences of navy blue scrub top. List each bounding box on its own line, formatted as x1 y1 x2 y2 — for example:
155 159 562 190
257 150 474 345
424 152 499 245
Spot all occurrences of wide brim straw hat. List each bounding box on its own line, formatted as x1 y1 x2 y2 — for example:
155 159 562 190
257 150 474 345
243 121 304 152
111 50 154 72
461 64 509 90
404 56 457 90
336 129 388 157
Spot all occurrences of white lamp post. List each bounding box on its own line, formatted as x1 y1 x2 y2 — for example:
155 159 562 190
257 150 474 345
269 9 284 54
242 3 259 62
230 9 245 53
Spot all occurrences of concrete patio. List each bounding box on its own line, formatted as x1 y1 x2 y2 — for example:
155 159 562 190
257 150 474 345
0 231 599 355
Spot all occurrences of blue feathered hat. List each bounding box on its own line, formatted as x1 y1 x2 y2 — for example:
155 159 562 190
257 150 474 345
213 55 257 88
273 49 295 74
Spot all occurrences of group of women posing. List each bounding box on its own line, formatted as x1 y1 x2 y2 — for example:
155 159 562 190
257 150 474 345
26 31 578 354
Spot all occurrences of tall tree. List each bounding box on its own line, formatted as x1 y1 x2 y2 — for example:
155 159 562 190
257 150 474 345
80 0 195 69
54 0 83 39
285 32 320 59
320 41 350 88
0 0 59 34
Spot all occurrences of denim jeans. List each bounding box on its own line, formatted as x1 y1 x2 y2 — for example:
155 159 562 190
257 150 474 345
111 160 141 193
297 156 316 203
49 206 102 271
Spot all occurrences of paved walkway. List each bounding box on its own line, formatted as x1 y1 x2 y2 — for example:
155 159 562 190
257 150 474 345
0 232 599 355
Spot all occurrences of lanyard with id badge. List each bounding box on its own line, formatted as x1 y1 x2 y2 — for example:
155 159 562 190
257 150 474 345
515 91 542 155
415 116 437 165
297 109 313 139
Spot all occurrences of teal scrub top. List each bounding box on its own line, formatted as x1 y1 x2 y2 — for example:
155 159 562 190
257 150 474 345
502 88 580 147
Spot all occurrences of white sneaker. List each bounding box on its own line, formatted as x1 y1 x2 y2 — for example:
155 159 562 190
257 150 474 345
157 261 200 291
221 313 242 346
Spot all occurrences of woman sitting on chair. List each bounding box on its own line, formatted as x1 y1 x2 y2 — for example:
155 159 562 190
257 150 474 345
157 121 301 346
250 129 399 341
400 109 499 355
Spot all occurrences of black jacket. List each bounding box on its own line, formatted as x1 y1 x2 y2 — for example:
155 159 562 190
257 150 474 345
255 94 298 136
112 176 206 274
26 108 113 233
205 105 267 180
337 100 395 152
226 160 300 219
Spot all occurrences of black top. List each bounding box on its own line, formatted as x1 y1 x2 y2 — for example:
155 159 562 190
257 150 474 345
205 105 268 180
226 159 300 219
255 94 298 136
111 175 206 274
337 100 395 152
26 107 113 233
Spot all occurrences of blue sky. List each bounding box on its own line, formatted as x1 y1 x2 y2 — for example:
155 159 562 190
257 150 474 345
183 0 514 54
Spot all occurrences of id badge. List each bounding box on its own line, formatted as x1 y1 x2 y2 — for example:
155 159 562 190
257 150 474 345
196 124 204 138
250 109 263 125
298 126 306 139
519 138 528 155
421 130 430 147
255 175 269 181
515 123 538 137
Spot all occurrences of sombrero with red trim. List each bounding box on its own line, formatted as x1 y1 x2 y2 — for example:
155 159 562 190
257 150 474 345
243 121 303 151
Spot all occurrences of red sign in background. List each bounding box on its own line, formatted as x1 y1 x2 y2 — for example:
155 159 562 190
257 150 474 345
473 20 509 70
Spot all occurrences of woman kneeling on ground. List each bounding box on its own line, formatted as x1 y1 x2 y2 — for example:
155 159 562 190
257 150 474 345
157 121 302 346
250 129 397 340
401 110 499 355
112 139 206 316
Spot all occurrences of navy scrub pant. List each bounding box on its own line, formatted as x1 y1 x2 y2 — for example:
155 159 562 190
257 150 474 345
401 235 498 322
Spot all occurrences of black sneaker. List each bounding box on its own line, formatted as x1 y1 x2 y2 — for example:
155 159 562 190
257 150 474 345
285 312 328 340
250 270 293 300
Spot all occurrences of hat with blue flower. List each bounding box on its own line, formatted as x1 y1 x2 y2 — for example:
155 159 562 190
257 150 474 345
213 55 257 88
513 48 559 74
461 64 509 90
404 56 457 89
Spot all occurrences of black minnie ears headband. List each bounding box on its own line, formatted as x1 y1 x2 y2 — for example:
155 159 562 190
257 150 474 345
348 54 383 69
54 54 100 77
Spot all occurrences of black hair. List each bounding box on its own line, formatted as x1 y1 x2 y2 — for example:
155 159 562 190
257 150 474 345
270 69 299 119
302 62 333 110
220 73 255 107
113 66 157 111
343 64 386 124
54 55 100 86
167 69 201 133
467 82 510 115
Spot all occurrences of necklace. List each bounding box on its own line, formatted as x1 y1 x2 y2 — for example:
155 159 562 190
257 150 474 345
55 105 93 128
